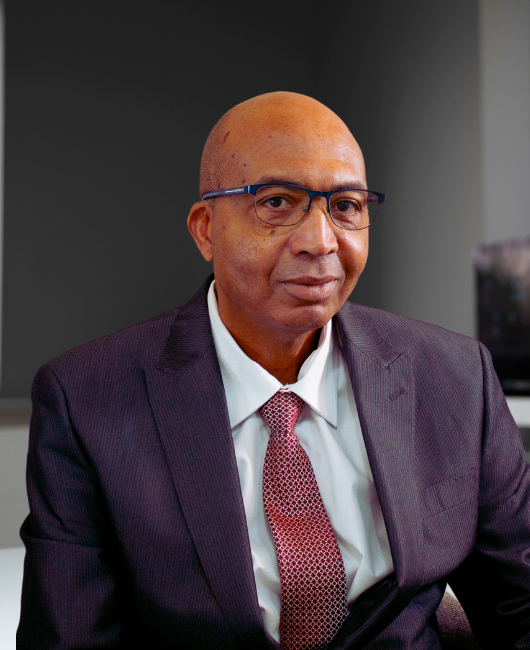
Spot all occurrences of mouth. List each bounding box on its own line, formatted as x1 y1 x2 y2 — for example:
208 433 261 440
281 276 339 301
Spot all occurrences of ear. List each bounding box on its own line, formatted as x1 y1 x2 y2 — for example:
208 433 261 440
187 200 214 262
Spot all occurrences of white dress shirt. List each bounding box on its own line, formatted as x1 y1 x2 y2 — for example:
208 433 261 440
207 282 394 642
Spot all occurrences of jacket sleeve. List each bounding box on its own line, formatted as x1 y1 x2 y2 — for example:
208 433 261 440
17 363 123 649
448 342 530 649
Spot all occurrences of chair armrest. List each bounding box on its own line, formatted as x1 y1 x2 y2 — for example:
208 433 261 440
436 591 480 649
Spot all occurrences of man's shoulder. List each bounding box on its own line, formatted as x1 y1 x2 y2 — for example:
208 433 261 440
338 301 483 370
38 276 214 389
42 307 180 383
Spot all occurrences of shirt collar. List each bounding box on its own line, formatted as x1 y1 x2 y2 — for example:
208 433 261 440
207 281 338 429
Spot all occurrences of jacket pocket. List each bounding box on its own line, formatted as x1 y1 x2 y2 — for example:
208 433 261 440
422 469 479 583
423 468 477 520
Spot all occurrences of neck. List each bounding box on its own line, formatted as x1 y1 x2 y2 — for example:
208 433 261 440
232 328 321 385
216 300 321 385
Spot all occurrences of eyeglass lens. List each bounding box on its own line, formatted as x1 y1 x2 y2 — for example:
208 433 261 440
254 185 379 230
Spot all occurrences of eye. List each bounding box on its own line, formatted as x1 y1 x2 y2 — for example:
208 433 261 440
266 196 286 209
335 199 360 213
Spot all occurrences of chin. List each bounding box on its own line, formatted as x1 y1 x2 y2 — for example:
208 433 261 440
283 304 337 333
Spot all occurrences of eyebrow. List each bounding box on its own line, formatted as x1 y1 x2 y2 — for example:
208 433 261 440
252 176 368 191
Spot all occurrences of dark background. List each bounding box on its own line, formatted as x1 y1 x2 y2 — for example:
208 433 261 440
2 0 481 397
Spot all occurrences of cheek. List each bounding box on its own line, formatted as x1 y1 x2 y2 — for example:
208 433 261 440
342 234 369 278
211 224 275 284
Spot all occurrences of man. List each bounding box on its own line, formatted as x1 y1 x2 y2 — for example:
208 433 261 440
18 92 530 649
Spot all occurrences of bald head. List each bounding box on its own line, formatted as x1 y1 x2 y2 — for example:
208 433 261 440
199 92 364 198
188 91 370 367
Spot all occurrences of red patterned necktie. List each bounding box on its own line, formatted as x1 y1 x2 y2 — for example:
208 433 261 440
260 391 348 650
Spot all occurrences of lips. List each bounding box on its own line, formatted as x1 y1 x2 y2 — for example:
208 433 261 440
281 276 339 301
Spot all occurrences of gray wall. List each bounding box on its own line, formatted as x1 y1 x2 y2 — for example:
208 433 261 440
3 0 527 396
2 0 317 397
2 0 483 398
480 0 530 244
0 407 30 548
325 0 483 338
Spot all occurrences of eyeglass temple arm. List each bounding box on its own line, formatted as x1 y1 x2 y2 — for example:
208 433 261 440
201 186 250 201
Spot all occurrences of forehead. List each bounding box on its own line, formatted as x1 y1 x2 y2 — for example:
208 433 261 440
224 129 365 189
252 158 366 191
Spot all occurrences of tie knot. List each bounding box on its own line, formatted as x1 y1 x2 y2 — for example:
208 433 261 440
259 391 306 436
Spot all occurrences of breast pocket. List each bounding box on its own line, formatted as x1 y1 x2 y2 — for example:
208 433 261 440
422 468 479 583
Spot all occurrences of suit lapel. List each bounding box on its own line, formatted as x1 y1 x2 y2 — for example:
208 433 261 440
328 304 424 648
145 278 266 644
335 303 423 591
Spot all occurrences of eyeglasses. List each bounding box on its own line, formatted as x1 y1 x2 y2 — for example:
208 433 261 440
201 183 385 231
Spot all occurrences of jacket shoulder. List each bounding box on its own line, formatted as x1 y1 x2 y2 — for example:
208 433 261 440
339 302 489 431
339 301 484 381
37 276 214 392
41 308 179 384
342 301 480 353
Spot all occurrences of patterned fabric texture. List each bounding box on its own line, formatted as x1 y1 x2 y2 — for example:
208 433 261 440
260 391 348 650
437 592 480 649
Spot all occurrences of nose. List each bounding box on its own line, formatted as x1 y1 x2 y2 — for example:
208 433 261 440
289 196 339 257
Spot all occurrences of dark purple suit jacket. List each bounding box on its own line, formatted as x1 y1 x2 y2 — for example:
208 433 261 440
17 277 530 649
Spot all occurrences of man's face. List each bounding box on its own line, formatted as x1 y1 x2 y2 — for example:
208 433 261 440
192 117 369 341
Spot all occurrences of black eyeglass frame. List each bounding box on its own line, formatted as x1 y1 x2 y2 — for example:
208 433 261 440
201 183 385 230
